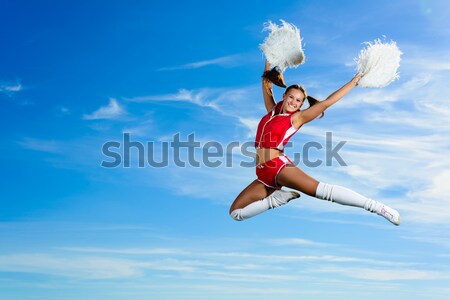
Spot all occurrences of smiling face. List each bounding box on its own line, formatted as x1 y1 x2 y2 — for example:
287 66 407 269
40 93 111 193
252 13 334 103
282 86 306 113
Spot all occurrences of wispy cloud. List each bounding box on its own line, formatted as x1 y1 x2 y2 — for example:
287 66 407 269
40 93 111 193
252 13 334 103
83 98 127 120
158 54 241 71
268 238 332 247
126 88 219 110
60 247 187 255
126 85 263 138
0 245 432 285
315 266 443 281
60 107 70 114
404 170 450 224
0 253 146 279
18 137 62 154
296 124 450 224
238 117 259 137
203 251 415 266
0 81 23 96
1 218 447 297
401 231 450 249
340 73 432 107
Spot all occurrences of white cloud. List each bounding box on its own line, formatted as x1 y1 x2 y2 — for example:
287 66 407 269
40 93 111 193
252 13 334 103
203 270 298 283
202 251 414 266
122 119 153 137
0 254 145 279
268 238 332 247
0 246 424 283
3 83 22 92
340 73 432 107
83 98 126 120
300 128 450 225
403 170 450 224
238 117 259 137
54 243 418 269
0 253 220 280
401 232 450 249
158 54 241 71
315 266 443 281
1 220 446 297
405 57 450 72
126 85 264 139
61 247 187 255
18 137 62 154
126 88 219 110
60 107 70 114
0 82 23 96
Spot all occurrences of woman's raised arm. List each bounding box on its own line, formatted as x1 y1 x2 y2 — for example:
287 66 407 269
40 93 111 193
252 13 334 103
293 74 362 127
262 60 276 112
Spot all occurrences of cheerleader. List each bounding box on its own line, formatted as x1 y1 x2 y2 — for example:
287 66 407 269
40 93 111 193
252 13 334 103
229 60 401 225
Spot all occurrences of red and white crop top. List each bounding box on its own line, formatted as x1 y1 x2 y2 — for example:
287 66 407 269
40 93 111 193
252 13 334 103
255 101 299 151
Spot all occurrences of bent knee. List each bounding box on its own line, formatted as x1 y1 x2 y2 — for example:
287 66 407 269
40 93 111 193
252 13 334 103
229 199 243 215
229 209 243 221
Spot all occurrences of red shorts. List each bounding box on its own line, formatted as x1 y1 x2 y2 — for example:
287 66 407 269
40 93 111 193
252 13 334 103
256 156 293 189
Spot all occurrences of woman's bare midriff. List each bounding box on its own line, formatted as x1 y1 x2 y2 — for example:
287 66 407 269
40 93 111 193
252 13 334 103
256 148 284 166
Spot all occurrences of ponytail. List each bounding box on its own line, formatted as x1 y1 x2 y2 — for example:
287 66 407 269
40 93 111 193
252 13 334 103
307 95 324 118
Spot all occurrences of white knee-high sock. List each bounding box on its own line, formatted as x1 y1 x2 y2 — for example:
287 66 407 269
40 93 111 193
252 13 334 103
230 190 300 221
230 198 271 221
315 182 381 212
315 182 401 225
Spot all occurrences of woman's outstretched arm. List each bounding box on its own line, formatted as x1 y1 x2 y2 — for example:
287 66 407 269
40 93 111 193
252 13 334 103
262 60 276 112
293 73 362 127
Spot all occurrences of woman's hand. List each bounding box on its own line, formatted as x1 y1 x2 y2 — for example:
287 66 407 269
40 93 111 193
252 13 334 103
263 78 273 91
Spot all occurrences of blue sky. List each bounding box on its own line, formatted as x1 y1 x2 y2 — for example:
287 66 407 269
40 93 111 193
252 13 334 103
1 0 450 299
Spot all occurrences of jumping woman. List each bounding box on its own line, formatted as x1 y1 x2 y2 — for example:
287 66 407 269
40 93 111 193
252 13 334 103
229 60 401 225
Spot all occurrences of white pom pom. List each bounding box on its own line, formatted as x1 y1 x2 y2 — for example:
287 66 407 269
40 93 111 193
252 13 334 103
260 20 305 71
356 39 403 88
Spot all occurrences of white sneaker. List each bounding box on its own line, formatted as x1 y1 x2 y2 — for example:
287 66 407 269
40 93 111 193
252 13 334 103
378 205 401 226
269 189 300 208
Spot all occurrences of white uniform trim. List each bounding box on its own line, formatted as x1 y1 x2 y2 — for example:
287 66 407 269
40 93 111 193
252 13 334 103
279 156 290 164
276 125 297 150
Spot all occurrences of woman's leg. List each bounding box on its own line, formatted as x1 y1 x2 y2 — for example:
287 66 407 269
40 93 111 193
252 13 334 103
277 165 401 225
229 180 299 221
276 165 320 196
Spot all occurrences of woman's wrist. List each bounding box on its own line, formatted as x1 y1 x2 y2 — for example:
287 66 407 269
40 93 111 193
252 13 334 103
264 60 271 72
351 73 363 86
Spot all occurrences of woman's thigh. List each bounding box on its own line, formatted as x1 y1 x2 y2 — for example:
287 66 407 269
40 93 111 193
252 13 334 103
277 165 320 197
229 180 276 213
